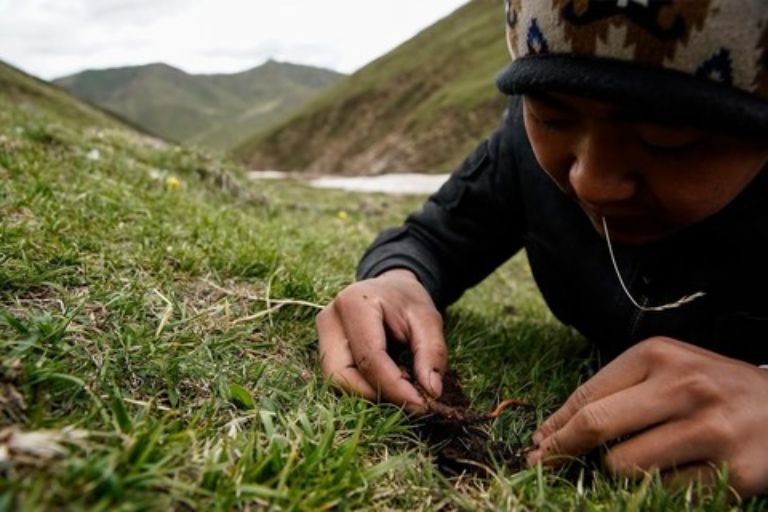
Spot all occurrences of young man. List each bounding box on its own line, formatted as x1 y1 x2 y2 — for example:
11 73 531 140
317 0 768 498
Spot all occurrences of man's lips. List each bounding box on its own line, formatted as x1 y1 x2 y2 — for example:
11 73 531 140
603 215 657 233
580 206 667 242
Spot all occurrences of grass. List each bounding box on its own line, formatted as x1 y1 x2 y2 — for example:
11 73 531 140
1 67 766 511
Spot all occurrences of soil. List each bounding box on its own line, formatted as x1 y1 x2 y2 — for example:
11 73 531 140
412 370 534 478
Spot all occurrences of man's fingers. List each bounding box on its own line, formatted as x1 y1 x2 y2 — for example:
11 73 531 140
533 343 651 444
408 307 447 398
317 305 420 407
603 419 717 478
333 296 425 408
539 337 740 443
531 380 682 465
662 462 721 492
349 346 425 408
327 366 378 400
317 306 377 400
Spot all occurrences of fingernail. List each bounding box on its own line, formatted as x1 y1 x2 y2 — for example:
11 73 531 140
408 390 425 407
428 370 443 398
527 449 542 466
532 431 543 445
407 396 427 415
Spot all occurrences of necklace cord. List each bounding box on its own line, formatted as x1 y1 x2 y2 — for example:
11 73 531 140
602 217 706 312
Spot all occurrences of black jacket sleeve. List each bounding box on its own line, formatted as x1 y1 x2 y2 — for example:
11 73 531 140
356 96 529 310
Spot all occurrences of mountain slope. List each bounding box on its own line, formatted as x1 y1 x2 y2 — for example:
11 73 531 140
235 0 510 175
0 59 140 133
54 60 344 151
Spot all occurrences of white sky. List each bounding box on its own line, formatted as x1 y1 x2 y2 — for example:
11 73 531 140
0 0 469 80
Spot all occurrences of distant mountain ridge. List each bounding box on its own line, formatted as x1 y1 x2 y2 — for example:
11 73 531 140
235 0 510 175
54 60 344 151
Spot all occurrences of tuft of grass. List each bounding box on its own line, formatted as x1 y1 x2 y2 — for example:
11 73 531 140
1 58 766 511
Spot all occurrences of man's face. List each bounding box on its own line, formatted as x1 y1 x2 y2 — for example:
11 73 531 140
523 92 768 245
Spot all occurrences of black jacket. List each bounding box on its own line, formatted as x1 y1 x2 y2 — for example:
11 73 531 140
358 96 768 363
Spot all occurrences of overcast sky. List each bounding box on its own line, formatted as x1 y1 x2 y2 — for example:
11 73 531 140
0 0 469 80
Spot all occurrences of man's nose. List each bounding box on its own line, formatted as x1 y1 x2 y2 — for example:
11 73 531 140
568 131 638 207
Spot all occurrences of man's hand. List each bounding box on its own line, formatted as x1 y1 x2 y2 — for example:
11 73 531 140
529 337 768 498
316 269 448 412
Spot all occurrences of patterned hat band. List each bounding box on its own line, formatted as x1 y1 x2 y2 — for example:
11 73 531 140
497 0 768 134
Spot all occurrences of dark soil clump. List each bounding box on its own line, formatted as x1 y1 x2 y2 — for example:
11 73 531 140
414 370 532 477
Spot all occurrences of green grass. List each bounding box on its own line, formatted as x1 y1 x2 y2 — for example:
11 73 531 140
1 64 765 511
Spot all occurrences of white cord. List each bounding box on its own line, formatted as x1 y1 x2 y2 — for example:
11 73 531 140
602 217 706 312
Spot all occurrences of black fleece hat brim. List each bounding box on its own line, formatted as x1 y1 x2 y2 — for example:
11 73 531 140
497 54 768 137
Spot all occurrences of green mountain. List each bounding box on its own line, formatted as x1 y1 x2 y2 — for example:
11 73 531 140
0 60 139 133
54 60 344 151
235 0 510 175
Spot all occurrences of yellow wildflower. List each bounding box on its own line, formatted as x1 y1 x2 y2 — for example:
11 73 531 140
165 176 181 190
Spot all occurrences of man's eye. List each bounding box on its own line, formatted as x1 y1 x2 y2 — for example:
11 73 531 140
640 136 703 153
636 125 704 152
532 114 571 130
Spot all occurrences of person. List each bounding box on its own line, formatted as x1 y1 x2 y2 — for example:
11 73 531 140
316 0 768 498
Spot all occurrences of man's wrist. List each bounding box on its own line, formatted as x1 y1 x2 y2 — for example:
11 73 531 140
379 268 420 282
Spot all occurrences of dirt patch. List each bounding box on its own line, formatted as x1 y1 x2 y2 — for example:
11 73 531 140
412 370 533 477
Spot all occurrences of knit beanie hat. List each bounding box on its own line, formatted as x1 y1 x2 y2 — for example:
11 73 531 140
497 0 768 135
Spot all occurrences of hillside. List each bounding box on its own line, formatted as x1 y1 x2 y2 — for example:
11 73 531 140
0 60 141 134
235 0 510 175
54 60 344 151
